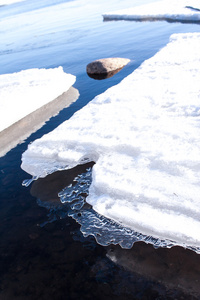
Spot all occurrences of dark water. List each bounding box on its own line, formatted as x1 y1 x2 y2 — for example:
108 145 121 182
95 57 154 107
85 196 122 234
0 0 200 299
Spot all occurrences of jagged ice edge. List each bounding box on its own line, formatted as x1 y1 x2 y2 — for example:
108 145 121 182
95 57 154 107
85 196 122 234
57 168 200 253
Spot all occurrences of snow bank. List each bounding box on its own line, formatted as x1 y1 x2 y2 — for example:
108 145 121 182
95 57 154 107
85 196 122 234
21 33 200 250
103 0 200 23
0 67 76 132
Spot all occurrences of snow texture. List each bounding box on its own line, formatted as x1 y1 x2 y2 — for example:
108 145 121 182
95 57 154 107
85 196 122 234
0 0 25 5
21 33 200 250
0 67 76 132
103 0 200 23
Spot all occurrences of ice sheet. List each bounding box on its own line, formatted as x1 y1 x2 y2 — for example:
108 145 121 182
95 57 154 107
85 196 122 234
0 67 76 132
103 0 200 23
21 33 200 250
0 87 79 158
0 0 25 5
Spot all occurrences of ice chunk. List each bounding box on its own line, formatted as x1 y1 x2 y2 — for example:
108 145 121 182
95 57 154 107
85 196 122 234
0 86 79 158
0 67 76 133
103 0 200 23
21 33 200 250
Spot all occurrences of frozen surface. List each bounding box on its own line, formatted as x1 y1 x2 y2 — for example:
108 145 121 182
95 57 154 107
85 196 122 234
0 67 76 132
0 0 25 5
0 87 79 158
103 0 200 23
22 33 200 250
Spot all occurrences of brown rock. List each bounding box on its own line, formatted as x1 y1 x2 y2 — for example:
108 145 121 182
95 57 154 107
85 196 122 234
86 57 130 79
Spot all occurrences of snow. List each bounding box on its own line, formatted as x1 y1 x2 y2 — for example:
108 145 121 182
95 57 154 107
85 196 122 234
103 0 200 23
0 67 76 132
0 0 25 5
21 32 200 250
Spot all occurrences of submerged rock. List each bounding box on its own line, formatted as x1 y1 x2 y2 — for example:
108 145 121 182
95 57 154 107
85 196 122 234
86 57 130 79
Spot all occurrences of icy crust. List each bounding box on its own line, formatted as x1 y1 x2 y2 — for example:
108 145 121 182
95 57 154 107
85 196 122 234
59 168 200 253
22 33 200 250
103 0 200 23
0 67 76 132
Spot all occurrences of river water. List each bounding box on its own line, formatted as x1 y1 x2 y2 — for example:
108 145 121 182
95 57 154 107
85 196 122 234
0 0 200 299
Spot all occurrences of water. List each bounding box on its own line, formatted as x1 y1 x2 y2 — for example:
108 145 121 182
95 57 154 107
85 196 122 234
0 0 200 298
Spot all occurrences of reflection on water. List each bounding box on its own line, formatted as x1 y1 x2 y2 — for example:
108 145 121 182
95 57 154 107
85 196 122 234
87 67 124 80
30 162 94 225
28 163 200 299
0 87 79 158
31 162 94 204
28 164 94 228
106 242 200 298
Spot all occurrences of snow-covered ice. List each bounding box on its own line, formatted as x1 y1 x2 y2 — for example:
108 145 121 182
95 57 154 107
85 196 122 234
0 67 76 132
0 0 25 5
21 32 200 250
103 0 200 23
0 86 79 158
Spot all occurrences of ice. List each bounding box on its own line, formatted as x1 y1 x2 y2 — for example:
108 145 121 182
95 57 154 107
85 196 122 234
0 86 79 158
103 0 200 23
0 67 76 132
21 33 200 250
0 0 25 5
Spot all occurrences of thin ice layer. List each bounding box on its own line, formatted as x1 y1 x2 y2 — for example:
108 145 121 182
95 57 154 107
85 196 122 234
0 67 76 132
103 0 200 22
21 33 200 249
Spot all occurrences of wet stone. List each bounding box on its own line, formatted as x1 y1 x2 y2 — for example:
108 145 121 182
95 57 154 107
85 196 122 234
86 57 130 79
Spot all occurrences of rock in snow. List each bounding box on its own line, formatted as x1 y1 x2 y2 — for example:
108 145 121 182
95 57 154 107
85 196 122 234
86 58 130 79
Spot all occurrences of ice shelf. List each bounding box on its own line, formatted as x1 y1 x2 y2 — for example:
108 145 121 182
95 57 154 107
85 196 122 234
103 0 200 23
21 33 200 251
0 67 76 133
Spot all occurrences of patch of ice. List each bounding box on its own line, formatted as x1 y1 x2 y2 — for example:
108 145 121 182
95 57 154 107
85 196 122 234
0 67 76 132
0 0 25 5
21 33 200 251
59 167 183 251
103 0 200 23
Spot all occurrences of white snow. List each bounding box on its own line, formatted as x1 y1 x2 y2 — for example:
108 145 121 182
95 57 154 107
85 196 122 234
0 0 25 5
21 32 200 249
0 67 76 132
103 0 200 22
